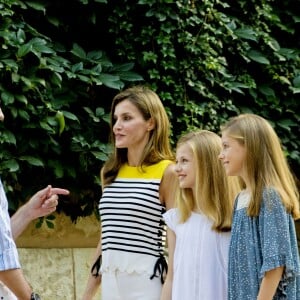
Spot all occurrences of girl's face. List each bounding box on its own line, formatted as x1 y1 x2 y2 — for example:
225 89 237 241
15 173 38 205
175 143 195 190
219 132 247 179
113 99 153 151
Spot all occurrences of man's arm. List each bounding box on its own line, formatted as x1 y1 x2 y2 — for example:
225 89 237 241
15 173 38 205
11 185 69 239
0 269 32 300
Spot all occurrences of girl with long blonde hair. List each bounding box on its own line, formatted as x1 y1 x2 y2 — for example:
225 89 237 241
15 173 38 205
219 113 300 299
161 130 240 300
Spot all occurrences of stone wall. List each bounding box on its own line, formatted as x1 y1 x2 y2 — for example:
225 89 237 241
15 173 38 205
13 214 300 299
16 213 102 300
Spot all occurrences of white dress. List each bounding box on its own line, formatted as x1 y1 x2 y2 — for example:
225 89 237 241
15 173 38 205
163 208 230 300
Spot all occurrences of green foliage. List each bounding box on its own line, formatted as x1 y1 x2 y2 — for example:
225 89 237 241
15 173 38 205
107 0 300 172
0 0 299 223
0 0 142 222
35 214 56 229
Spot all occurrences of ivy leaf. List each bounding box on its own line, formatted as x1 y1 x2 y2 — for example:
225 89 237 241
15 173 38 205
234 28 257 41
98 73 123 89
18 110 30 121
15 94 28 105
55 110 65 136
50 72 62 87
267 38 280 51
293 75 300 87
63 111 79 122
278 48 298 60
71 62 84 73
54 164 64 178
119 71 144 82
1 91 15 104
1 131 16 145
0 159 19 172
46 220 55 229
1 59 18 71
291 87 300 94
46 214 56 221
19 156 44 167
112 62 135 72
71 43 87 59
16 29 25 43
87 50 104 61
259 85 275 97
277 119 296 131
91 151 109 161
17 43 32 57
35 219 43 229
25 1 47 13
247 50 270 64
32 43 54 54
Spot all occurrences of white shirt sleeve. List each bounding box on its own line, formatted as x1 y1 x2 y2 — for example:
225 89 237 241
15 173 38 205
0 179 21 271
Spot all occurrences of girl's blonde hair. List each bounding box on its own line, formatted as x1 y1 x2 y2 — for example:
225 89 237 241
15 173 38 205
176 130 240 232
221 113 300 219
101 85 174 186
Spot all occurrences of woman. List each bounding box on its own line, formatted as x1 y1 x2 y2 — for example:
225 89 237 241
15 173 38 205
82 85 177 300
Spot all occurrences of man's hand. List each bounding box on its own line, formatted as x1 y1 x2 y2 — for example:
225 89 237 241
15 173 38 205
11 185 70 239
23 185 70 220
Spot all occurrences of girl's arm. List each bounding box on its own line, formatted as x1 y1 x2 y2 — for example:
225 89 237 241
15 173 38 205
257 266 284 300
81 241 102 300
160 228 176 300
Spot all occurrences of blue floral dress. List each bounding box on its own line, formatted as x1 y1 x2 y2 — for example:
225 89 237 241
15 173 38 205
228 188 300 299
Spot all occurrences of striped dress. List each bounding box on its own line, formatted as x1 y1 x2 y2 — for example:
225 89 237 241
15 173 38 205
99 160 172 280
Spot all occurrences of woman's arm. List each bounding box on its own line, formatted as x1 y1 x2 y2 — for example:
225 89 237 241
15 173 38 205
81 240 102 300
160 228 175 300
257 266 284 300
160 163 177 210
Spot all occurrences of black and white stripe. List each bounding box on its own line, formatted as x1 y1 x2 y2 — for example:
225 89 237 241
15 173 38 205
99 178 166 258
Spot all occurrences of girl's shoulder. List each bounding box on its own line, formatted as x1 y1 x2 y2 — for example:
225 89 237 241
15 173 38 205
261 187 286 214
262 187 281 203
163 208 180 229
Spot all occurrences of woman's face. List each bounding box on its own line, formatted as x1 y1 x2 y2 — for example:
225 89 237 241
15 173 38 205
112 99 153 151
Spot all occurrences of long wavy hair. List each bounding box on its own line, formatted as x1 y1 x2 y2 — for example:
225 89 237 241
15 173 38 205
220 113 300 219
101 85 174 187
176 130 241 232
